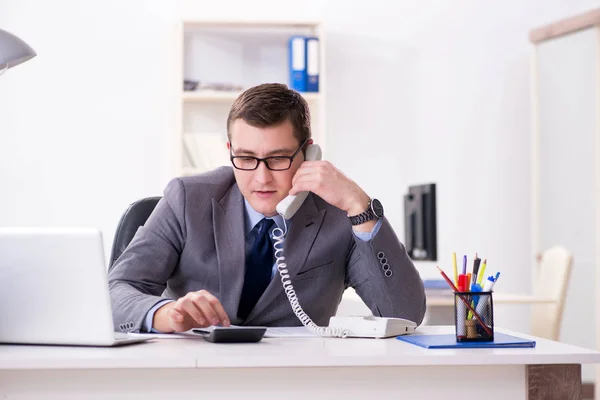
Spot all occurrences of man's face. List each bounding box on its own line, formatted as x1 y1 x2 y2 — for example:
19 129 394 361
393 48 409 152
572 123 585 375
228 119 305 217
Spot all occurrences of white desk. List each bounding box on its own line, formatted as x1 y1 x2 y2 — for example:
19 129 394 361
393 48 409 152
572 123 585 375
0 326 598 400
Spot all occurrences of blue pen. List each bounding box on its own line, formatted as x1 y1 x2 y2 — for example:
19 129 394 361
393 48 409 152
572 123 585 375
462 255 467 275
466 283 482 319
470 283 482 305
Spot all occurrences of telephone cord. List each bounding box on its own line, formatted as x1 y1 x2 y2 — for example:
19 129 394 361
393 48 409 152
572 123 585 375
272 220 348 338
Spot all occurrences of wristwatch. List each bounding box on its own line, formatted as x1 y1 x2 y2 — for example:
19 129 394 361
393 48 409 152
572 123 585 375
348 198 384 226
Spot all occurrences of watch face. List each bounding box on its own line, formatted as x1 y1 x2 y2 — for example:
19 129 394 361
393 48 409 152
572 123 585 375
371 199 384 218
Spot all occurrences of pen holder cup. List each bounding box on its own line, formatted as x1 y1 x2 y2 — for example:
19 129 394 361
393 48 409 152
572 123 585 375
453 291 494 342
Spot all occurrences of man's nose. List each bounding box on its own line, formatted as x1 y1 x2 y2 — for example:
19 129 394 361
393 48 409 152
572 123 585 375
254 160 273 184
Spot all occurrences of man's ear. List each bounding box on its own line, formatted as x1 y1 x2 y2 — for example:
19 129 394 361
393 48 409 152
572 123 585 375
226 141 231 151
302 139 314 157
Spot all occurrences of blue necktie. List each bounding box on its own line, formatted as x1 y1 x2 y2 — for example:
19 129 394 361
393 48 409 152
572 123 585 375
238 218 275 320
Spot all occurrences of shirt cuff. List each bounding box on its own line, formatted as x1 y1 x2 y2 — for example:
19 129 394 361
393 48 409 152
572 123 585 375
142 299 174 333
352 218 383 242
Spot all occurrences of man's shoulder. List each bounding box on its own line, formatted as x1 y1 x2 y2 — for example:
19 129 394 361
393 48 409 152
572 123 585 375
166 166 236 200
178 166 235 188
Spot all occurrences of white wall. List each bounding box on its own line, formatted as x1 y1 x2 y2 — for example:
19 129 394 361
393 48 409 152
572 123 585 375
1 0 598 377
0 0 179 262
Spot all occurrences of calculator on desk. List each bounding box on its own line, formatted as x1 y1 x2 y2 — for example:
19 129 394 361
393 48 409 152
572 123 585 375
192 327 266 343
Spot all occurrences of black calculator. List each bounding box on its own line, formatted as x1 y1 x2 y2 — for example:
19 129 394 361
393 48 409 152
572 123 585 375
192 327 267 343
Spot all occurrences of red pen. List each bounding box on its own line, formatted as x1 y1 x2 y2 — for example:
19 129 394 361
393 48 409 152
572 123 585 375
436 266 459 292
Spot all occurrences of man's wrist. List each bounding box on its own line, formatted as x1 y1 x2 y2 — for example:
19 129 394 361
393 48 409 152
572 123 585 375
347 193 384 231
345 192 371 217
346 193 376 232
352 219 377 233
153 302 175 333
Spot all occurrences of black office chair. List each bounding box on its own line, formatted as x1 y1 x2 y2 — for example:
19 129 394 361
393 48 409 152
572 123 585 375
108 196 161 271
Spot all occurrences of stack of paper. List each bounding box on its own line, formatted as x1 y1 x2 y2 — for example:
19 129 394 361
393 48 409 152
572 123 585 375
129 326 317 340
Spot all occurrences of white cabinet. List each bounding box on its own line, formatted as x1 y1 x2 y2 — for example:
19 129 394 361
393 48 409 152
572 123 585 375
530 9 600 389
175 20 326 177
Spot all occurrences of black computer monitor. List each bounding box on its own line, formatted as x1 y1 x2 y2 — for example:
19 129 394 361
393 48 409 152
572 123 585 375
404 183 437 261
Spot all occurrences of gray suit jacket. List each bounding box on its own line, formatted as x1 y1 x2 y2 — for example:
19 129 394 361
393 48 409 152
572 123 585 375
108 167 426 332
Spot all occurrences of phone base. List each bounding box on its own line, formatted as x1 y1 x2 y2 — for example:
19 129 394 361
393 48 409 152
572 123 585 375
328 316 417 338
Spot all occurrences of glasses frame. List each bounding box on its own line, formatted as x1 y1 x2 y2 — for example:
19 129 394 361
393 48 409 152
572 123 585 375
230 139 308 171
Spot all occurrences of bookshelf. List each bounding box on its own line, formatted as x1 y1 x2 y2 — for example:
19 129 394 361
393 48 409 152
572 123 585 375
176 20 326 177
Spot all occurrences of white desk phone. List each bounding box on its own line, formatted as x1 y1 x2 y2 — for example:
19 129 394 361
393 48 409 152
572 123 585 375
272 143 417 339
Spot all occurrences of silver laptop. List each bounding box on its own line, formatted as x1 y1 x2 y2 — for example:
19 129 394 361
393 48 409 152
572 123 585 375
0 227 151 346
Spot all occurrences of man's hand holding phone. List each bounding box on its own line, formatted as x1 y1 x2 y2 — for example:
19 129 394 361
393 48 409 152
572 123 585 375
153 290 230 333
290 160 374 231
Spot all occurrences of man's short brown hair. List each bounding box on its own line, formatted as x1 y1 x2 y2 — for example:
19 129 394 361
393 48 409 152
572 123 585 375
226 83 311 144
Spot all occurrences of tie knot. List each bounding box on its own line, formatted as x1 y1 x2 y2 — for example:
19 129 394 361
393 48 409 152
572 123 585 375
257 218 275 235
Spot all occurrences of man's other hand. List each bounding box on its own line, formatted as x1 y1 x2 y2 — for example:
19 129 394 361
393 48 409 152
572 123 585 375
153 290 230 333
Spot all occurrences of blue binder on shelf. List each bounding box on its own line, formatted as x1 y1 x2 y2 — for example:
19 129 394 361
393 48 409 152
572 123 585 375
289 36 307 92
305 37 319 92
397 333 536 349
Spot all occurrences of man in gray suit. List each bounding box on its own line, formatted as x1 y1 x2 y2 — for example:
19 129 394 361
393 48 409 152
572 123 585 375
108 83 426 333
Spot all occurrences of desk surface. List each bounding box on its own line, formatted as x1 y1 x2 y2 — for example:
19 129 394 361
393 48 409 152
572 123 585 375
1 326 598 371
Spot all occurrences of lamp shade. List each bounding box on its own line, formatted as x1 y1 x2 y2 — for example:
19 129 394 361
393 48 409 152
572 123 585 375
0 29 36 70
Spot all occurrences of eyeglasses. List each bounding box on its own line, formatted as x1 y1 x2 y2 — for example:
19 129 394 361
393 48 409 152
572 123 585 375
230 139 308 171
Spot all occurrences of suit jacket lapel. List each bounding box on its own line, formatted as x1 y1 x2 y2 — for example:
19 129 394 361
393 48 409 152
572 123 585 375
245 193 326 324
212 184 245 323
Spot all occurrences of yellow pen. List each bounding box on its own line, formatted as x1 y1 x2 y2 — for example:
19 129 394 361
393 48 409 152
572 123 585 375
452 252 458 286
477 259 487 285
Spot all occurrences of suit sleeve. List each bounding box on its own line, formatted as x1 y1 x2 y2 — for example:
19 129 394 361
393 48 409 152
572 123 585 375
108 178 187 333
345 217 426 325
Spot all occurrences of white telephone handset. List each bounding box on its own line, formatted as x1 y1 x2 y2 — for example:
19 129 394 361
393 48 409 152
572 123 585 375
275 144 322 219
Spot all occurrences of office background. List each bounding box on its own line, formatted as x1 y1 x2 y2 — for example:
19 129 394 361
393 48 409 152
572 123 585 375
0 0 597 382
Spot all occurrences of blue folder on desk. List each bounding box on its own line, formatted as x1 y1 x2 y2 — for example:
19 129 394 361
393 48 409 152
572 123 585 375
397 333 536 349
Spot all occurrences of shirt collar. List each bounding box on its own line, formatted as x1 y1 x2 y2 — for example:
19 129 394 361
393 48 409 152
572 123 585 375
244 199 286 235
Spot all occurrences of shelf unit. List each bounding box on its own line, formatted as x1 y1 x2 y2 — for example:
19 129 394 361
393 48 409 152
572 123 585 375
176 20 326 177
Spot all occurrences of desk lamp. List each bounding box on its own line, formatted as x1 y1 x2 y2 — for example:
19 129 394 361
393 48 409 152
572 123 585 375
0 28 36 75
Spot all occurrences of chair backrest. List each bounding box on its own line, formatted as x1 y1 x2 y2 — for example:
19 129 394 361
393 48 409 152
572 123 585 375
530 245 573 341
108 196 161 271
